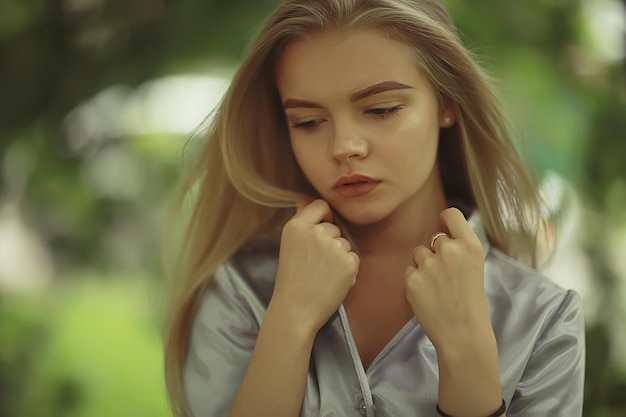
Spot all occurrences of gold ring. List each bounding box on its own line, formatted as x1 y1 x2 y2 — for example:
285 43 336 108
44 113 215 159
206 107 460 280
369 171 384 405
430 232 449 252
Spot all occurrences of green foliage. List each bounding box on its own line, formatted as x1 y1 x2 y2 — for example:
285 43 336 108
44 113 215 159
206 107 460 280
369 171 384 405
1 279 171 417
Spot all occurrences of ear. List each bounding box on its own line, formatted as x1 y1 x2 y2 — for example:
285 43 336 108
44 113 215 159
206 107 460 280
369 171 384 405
439 107 456 128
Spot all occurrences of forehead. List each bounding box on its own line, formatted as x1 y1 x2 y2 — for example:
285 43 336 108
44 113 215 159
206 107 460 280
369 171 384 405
276 29 428 100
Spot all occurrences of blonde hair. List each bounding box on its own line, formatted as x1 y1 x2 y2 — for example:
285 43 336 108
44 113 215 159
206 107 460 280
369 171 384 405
164 0 551 415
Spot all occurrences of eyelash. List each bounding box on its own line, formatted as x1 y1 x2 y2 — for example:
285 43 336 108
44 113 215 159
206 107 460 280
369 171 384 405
291 106 403 132
366 105 403 119
292 119 323 131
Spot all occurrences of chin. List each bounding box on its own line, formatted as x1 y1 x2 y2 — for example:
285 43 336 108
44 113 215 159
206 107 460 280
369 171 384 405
333 204 390 226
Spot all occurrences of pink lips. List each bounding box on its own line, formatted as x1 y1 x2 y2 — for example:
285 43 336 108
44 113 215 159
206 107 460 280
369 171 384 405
333 174 381 198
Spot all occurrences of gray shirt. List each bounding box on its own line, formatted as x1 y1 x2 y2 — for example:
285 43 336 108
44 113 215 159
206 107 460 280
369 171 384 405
184 213 585 416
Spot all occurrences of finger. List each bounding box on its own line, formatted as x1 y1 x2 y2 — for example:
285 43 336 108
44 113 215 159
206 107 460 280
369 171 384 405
315 222 341 238
412 245 433 266
348 251 360 272
440 207 477 242
295 199 334 224
335 237 352 252
404 264 416 279
430 231 452 253
295 195 315 215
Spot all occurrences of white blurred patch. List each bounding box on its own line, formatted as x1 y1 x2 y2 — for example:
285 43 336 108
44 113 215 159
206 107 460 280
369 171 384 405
540 173 601 324
0 200 54 295
583 0 625 63
64 74 231 154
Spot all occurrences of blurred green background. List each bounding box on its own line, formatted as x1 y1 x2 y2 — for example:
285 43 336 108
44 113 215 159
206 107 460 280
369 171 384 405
0 0 624 416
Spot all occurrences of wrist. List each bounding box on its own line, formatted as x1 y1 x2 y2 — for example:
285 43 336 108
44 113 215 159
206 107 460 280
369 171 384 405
434 326 498 362
436 399 506 417
435 329 502 416
266 298 319 342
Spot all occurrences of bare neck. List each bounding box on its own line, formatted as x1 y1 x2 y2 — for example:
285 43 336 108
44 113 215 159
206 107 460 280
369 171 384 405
344 185 449 260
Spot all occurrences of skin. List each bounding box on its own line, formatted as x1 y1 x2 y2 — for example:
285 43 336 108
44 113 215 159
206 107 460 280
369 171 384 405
228 29 504 417
278 28 448 238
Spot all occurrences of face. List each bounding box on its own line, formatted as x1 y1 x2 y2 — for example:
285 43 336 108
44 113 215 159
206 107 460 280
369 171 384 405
276 29 454 225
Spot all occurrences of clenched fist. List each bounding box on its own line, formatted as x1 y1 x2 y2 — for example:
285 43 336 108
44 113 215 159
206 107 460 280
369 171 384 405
271 198 360 335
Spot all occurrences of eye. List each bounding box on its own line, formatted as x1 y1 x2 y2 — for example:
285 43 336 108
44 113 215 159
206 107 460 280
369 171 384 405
365 105 403 120
292 119 325 132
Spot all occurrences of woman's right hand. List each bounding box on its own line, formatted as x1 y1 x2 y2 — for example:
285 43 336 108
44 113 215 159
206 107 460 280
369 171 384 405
271 198 360 335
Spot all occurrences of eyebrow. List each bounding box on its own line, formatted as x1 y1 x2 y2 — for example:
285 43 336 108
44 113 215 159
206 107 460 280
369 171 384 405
282 81 414 110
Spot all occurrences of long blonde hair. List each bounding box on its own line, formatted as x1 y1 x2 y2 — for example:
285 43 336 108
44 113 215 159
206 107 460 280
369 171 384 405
164 0 551 415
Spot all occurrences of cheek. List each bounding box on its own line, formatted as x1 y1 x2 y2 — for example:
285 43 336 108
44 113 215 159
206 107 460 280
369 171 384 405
290 139 324 183
383 118 437 152
384 120 440 170
290 139 306 170
406 115 440 148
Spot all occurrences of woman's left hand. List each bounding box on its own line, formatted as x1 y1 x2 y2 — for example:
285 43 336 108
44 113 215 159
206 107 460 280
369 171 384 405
403 207 493 350
405 208 503 415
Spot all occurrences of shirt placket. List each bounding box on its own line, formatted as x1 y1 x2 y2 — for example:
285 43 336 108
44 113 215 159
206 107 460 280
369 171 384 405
338 305 376 417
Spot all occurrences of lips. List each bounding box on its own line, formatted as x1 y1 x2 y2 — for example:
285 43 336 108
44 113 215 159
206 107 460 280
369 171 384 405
333 174 381 198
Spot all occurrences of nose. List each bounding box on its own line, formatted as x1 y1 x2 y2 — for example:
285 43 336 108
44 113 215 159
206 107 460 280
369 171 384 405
329 120 368 162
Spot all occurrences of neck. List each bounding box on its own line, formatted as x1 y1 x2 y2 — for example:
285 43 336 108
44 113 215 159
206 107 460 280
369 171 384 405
343 177 449 259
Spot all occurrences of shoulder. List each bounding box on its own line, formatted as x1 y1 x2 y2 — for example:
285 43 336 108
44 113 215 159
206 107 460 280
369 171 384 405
485 247 585 381
185 240 279 417
210 238 280 309
484 247 584 365
485 251 586 414
484 247 581 316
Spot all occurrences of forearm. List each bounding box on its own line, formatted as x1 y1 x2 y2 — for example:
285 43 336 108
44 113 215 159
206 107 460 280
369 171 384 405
436 329 504 417
227 301 315 417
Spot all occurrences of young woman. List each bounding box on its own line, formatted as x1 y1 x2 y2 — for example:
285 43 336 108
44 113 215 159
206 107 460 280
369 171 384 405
164 1 585 416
